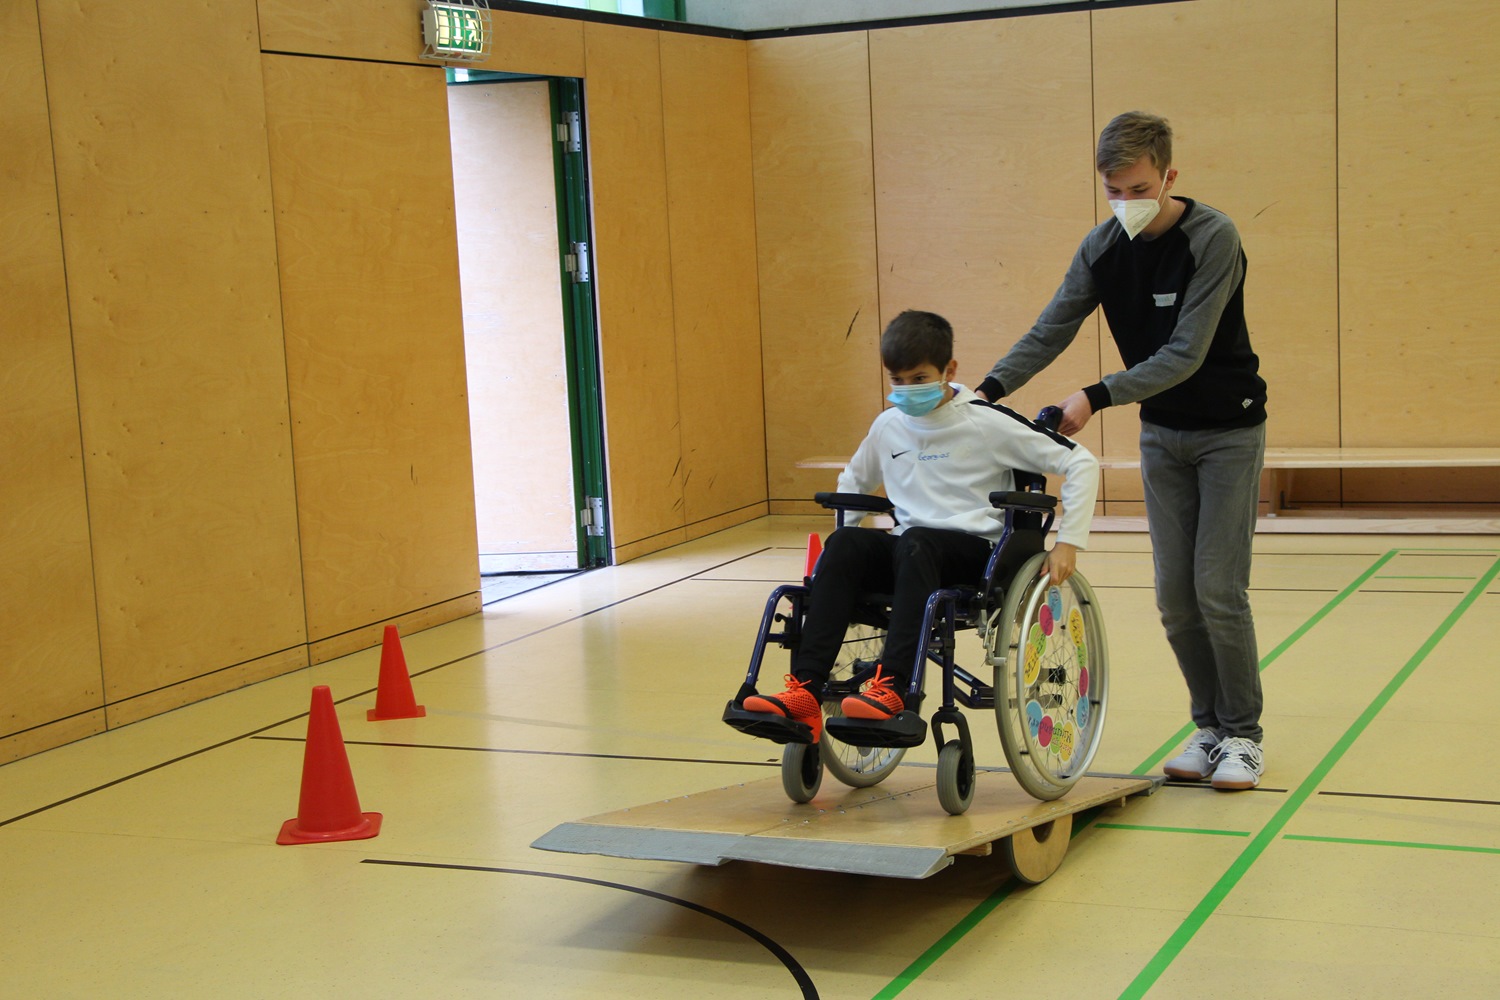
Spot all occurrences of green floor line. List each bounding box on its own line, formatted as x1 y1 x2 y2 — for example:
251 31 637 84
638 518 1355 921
1117 555 1500 1000
1096 823 1249 838
1284 834 1500 856
870 551 1403 1000
870 882 1020 1000
1133 548 1399 775
1374 575 1477 581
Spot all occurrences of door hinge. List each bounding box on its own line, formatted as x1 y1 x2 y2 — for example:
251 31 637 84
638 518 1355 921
580 496 606 537
556 110 582 153
564 241 591 284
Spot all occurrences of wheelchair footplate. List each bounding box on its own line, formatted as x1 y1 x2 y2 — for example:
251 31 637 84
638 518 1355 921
823 711 927 748
721 700 815 745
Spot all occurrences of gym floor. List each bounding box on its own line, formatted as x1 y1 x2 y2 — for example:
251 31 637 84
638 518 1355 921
3 517 1498 998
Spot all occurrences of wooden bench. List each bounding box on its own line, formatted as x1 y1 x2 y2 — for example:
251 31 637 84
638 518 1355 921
797 447 1500 533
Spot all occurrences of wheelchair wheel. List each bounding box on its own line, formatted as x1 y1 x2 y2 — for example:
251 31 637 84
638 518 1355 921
821 624 907 787
935 741 976 816
780 740 822 803
986 551 1109 801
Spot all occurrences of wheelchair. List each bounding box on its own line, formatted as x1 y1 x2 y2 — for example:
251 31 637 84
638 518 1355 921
723 408 1109 815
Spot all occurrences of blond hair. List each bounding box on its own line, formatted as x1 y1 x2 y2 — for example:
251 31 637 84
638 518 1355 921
1096 111 1173 175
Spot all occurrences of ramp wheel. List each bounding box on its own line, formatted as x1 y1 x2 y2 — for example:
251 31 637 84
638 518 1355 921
1002 812 1072 884
781 740 823 803
936 741 975 815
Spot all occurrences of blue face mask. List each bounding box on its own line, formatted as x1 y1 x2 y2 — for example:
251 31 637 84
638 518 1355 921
886 381 947 416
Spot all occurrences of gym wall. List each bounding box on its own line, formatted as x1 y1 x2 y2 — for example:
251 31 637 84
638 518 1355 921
754 0 1499 516
4 0 1494 763
2 0 766 763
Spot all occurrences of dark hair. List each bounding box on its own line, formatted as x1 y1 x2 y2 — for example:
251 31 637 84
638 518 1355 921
881 310 953 372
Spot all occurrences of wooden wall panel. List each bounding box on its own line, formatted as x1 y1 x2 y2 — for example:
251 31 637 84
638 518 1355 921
1092 0 1340 507
0 0 105 761
748 34 882 513
1338 0 1500 503
256 0 585 76
262 54 479 642
660 32 768 531
583 23 686 555
39 0 307 708
868 14 1101 460
450 82 578 571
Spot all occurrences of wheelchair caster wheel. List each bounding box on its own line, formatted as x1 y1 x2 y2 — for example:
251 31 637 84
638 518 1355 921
936 741 975 815
781 741 822 804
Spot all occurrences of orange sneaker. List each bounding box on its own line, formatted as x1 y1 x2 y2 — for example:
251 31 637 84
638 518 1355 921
841 665 905 720
743 675 823 742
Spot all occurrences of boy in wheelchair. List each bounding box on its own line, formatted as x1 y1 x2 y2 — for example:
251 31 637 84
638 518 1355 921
734 310 1100 744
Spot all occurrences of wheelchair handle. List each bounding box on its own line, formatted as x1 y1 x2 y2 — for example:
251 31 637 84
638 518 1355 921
1035 405 1064 432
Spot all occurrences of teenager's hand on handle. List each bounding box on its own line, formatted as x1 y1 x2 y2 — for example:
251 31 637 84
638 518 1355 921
1047 542 1077 586
1058 390 1094 436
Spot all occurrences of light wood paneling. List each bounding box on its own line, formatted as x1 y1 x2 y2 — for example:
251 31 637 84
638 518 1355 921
262 54 479 641
1338 0 1500 504
583 23 685 554
868 14 1103 506
660 32 768 527
749 34 882 512
450 82 577 570
257 0 585 76
0 0 103 750
1091 0 1340 506
39 0 306 708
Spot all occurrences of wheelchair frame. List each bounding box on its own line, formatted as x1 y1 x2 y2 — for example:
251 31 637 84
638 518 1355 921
723 410 1110 814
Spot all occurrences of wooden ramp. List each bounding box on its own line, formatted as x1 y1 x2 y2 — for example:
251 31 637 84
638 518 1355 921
533 767 1162 880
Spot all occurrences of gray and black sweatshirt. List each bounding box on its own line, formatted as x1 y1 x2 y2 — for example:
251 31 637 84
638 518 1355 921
977 198 1267 431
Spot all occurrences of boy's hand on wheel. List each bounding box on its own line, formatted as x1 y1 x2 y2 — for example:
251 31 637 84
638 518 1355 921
1047 542 1077 585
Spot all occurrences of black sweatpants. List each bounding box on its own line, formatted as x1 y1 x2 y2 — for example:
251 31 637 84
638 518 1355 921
792 526 992 699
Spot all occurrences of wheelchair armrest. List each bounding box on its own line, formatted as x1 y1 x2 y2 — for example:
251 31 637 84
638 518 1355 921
989 490 1058 512
815 492 895 515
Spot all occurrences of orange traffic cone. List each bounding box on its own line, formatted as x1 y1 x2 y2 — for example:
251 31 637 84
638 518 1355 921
804 532 823 582
276 685 382 845
367 625 426 721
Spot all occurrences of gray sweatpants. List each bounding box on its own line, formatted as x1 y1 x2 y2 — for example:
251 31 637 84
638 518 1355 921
1140 421 1266 743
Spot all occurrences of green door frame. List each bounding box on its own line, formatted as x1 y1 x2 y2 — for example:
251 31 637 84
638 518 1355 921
551 78 611 567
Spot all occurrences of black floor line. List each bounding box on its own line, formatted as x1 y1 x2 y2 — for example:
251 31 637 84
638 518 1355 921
0 547 774 828
251 734 778 768
1317 789 1500 808
361 859 819 999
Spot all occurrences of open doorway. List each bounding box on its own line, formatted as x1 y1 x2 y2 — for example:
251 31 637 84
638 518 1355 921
447 73 609 602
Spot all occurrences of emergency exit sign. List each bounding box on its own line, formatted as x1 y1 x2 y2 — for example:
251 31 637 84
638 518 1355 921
422 1 492 62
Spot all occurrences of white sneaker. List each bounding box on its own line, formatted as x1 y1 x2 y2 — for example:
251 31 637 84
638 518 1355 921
1163 727 1223 781
1210 737 1264 790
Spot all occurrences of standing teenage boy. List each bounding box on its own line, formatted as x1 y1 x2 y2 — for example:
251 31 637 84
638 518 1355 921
976 112 1268 790
739 310 1098 741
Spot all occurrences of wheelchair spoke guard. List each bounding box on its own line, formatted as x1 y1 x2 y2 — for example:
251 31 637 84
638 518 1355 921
987 551 1109 801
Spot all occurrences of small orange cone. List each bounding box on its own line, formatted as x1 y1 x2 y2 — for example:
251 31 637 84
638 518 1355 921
367 625 426 721
804 532 823 582
277 686 382 845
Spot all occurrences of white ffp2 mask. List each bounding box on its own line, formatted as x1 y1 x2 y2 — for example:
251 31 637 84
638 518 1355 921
1109 174 1172 239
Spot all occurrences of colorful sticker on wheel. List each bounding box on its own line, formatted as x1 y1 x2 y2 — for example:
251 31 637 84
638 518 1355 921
1079 666 1090 698
1069 607 1085 647
1025 700 1044 739
1037 713 1054 748
1048 587 1064 623
1076 641 1087 672
1023 641 1041 686
1075 696 1090 730
1052 721 1075 762
1039 603 1054 636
